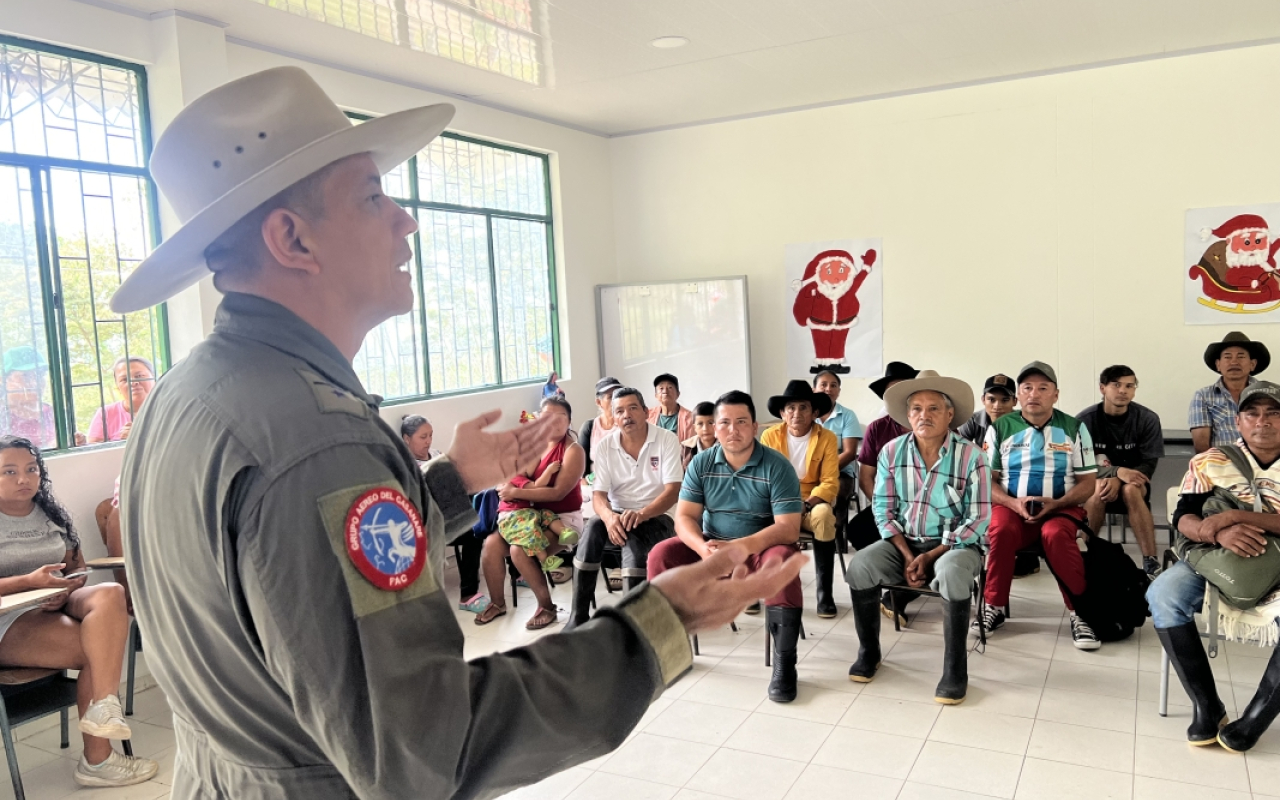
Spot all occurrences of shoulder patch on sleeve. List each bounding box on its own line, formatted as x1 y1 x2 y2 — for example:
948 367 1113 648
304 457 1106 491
298 369 369 418
318 483 438 617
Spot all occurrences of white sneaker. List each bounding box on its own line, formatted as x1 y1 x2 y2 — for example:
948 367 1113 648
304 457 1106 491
78 694 132 740
1070 614 1101 651
74 750 159 787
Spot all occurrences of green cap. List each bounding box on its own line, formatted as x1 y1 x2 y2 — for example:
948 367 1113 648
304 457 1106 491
1016 360 1058 386
1239 381 1280 411
2 346 47 374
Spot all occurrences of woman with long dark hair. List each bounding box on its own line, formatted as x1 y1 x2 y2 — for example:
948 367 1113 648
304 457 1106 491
0 436 157 787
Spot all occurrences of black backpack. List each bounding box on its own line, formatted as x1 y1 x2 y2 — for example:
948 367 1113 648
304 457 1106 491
1040 514 1150 642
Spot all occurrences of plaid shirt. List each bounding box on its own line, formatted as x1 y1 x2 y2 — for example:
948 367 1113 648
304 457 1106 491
1188 377 1255 448
873 431 991 549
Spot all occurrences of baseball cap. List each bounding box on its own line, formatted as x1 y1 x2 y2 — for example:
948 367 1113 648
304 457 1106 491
2 345 47 374
983 374 1015 397
653 373 679 390
1016 361 1058 385
1239 381 1280 410
594 377 623 396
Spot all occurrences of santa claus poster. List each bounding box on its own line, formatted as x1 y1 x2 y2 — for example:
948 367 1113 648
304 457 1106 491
1185 204 1280 323
785 239 883 378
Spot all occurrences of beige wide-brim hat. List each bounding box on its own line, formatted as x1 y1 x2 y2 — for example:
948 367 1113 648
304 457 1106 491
111 67 455 313
884 370 975 431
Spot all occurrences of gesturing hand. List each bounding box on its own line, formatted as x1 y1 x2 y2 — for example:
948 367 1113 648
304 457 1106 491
448 410 558 493
649 544 807 634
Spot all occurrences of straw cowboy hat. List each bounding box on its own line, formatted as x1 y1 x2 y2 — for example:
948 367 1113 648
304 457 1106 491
884 370 974 431
110 67 454 313
1204 331 1270 375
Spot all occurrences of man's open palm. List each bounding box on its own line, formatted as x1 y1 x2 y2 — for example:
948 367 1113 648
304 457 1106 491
449 410 558 493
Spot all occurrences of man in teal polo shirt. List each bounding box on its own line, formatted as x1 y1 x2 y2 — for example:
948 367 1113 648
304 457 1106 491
648 390 806 703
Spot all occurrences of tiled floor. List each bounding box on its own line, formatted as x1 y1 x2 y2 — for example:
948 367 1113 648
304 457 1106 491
11 540 1278 800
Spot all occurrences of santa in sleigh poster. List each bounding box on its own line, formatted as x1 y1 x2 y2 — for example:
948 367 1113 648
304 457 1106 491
785 239 884 378
1186 205 1280 323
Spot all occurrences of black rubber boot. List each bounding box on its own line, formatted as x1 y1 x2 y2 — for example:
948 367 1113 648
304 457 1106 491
562 568 598 632
1155 623 1228 745
935 599 970 705
848 588 882 683
767 606 801 703
1219 639 1280 753
813 539 837 619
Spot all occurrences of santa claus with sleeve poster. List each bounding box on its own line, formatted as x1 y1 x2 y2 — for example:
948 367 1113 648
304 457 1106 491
786 239 884 378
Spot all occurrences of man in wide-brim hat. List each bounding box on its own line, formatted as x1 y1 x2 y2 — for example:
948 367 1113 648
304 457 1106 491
113 67 800 798
1190 331 1271 453
844 371 992 705
761 380 841 622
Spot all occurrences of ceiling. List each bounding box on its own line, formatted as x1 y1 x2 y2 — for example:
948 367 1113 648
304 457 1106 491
91 0 1280 136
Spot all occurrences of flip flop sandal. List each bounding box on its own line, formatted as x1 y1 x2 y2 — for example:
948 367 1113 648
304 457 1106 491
526 605 559 630
548 567 572 585
458 594 490 614
607 575 623 591
474 603 507 625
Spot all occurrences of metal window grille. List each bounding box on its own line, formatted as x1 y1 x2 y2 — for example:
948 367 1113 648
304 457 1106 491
352 125 559 402
0 36 164 452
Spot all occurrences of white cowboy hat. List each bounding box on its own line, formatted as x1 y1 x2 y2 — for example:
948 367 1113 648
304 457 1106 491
110 67 454 313
884 370 975 431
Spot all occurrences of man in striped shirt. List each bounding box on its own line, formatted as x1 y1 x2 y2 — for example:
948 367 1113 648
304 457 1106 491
845 371 990 705
980 361 1101 649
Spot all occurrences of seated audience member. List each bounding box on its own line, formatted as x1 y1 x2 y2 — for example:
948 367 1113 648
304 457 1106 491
847 361 919 552
682 401 717 469
0 436 158 787
400 414 442 463
648 391 805 703
580 377 621 477
1190 331 1268 454
1077 365 1165 577
478 397 585 630
846 372 990 704
1150 382 1280 752
85 357 156 444
566 387 682 629
957 374 1015 445
648 373 695 440
980 362 1100 649
0 346 56 450
814 370 863 542
402 415 485 612
761 380 841 618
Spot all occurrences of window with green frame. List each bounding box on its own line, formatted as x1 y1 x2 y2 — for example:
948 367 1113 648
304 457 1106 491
0 35 164 452
354 126 560 401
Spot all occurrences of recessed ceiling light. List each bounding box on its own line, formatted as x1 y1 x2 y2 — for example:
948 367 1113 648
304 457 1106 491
651 36 689 49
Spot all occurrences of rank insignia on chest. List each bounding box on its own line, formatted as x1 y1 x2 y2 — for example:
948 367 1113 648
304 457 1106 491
345 488 427 591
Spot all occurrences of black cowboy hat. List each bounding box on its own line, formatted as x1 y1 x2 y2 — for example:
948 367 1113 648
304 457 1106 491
1204 331 1270 375
869 361 919 399
768 380 834 419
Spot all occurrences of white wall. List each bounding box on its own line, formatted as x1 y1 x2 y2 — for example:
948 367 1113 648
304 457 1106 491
2 1 618 549
608 43 1280 427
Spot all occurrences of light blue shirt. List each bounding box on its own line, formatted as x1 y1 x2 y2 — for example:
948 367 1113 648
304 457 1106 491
821 403 863 477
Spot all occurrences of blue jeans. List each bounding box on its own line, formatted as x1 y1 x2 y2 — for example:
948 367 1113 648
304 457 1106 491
1146 561 1206 628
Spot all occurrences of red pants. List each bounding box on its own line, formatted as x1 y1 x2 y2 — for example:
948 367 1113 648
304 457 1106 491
809 327 851 360
984 505 1086 609
647 538 804 608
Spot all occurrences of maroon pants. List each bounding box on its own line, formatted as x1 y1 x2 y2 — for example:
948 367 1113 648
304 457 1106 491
809 327 851 360
647 538 804 609
984 505 1086 609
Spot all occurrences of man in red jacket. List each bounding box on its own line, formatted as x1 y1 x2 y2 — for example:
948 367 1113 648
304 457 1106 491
792 248 876 374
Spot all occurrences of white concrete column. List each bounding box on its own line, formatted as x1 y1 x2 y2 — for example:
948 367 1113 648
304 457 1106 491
147 11 230 362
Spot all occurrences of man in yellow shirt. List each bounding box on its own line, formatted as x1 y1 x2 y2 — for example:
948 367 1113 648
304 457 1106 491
762 380 841 617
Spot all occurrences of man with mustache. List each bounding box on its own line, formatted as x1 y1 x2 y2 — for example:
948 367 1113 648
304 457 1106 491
1189 332 1270 454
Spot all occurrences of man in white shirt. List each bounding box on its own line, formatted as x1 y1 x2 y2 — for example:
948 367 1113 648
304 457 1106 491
566 387 684 629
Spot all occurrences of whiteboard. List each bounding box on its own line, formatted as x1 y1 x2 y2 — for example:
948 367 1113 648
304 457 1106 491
596 277 752 410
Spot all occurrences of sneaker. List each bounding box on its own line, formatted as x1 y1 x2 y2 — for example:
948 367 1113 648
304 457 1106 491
1071 614 1101 650
78 695 131 740
458 593 490 614
74 751 159 787
971 606 1006 634
1143 556 1163 579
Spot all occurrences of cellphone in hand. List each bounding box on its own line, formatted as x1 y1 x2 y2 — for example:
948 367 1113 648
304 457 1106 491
1026 500 1044 517
61 570 91 580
